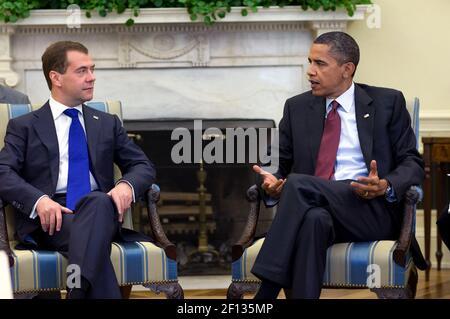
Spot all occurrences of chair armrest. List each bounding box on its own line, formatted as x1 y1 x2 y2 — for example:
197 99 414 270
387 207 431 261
393 186 420 267
0 199 14 267
146 184 177 261
231 185 261 261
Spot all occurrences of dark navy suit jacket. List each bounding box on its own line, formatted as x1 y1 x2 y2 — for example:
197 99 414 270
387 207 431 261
0 102 155 243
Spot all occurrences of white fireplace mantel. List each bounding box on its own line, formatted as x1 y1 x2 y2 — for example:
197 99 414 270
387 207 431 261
1 6 368 122
11 6 369 25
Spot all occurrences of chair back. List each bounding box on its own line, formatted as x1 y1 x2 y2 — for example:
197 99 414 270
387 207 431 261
0 101 133 244
406 97 420 149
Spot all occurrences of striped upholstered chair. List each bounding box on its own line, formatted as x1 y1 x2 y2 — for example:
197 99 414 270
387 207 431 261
228 98 423 299
0 101 183 299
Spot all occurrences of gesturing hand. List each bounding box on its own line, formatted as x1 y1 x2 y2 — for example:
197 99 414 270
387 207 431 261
253 165 286 199
36 197 73 236
350 160 389 200
107 182 133 223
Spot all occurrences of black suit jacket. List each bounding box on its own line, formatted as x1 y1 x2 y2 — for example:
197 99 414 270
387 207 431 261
0 102 155 242
268 83 427 269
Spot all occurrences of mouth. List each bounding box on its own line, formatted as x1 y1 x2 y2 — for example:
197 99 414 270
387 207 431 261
309 80 320 87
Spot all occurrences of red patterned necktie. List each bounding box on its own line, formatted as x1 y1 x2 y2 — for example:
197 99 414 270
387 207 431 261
314 100 341 180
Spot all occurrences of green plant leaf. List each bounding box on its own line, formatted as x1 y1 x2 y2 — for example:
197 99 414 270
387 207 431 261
0 0 372 26
203 15 212 24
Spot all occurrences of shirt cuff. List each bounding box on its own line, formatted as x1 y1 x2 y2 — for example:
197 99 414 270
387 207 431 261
262 191 279 208
30 195 49 219
385 183 397 203
116 180 136 203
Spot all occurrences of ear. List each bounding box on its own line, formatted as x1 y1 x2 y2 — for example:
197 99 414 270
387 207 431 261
49 70 62 88
342 62 356 79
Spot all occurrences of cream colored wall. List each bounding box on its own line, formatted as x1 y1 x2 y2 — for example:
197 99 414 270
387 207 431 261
347 0 450 137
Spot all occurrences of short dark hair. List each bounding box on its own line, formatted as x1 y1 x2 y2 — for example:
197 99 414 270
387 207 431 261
314 31 360 75
41 41 89 90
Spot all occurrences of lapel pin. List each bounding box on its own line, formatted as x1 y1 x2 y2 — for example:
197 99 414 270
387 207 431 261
93 115 99 120
363 113 370 118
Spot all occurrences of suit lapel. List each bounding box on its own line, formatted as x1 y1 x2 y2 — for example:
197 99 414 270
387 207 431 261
82 104 101 169
354 84 374 171
32 102 59 191
307 95 326 170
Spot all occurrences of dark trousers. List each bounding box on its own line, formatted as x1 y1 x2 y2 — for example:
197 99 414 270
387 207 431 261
251 174 398 298
32 191 124 299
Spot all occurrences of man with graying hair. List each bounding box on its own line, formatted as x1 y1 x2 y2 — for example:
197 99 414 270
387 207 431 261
251 31 427 298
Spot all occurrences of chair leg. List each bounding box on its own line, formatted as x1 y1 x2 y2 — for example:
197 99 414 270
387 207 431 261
370 267 418 299
145 282 184 299
227 282 260 299
120 285 132 299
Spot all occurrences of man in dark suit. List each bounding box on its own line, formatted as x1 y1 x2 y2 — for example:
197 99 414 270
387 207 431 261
251 32 426 298
0 84 30 104
0 41 155 298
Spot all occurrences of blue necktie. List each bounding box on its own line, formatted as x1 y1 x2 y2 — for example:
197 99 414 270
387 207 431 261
64 108 91 210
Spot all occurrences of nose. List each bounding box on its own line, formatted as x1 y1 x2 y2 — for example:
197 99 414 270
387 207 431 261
87 69 95 82
307 63 316 77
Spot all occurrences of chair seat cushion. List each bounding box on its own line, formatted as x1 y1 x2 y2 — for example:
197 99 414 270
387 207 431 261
11 241 177 293
232 238 414 288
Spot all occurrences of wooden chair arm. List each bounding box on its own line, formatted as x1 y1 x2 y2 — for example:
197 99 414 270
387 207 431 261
232 185 261 261
146 184 177 261
0 199 14 267
393 186 420 267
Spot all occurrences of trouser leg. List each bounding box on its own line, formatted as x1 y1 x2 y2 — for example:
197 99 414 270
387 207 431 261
252 174 397 294
37 191 121 299
290 207 334 298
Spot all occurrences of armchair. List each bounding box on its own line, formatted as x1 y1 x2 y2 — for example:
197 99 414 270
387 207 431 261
228 98 423 299
0 101 183 299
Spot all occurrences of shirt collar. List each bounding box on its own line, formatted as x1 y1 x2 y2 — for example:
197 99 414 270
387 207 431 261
49 96 83 120
326 82 355 113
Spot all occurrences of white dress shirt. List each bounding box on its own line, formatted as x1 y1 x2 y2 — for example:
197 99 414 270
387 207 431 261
51 97 99 194
325 82 368 181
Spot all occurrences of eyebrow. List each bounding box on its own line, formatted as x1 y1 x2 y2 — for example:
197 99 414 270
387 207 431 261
74 64 95 71
309 56 328 64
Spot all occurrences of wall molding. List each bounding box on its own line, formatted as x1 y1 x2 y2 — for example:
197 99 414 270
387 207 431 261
420 110 450 137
